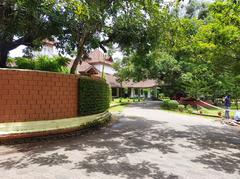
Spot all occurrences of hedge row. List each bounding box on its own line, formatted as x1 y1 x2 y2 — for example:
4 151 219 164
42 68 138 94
161 99 179 110
78 76 111 116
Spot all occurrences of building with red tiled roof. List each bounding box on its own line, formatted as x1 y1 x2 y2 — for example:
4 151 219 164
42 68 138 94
35 44 160 98
80 49 159 99
87 49 116 75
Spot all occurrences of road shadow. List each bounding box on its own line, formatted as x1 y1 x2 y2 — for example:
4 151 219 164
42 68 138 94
185 125 240 174
0 113 239 178
0 116 178 178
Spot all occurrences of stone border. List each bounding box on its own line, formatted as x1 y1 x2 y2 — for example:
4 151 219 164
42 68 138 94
0 111 111 140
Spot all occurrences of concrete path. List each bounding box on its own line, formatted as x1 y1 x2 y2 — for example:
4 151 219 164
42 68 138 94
0 102 240 179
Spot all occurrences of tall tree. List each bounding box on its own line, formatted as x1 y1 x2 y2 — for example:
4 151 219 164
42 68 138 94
56 0 163 73
0 0 66 67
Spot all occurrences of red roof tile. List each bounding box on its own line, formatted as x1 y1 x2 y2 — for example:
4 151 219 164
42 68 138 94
123 79 159 88
87 49 113 66
79 61 98 74
94 73 159 88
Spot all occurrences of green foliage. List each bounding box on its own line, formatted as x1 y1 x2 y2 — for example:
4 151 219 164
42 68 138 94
161 99 179 110
158 93 165 100
186 105 194 114
109 87 112 102
178 105 185 112
15 57 35 70
0 0 66 67
168 100 179 110
161 99 171 110
13 56 70 73
116 0 240 102
2 0 239 105
78 77 111 116
82 115 111 129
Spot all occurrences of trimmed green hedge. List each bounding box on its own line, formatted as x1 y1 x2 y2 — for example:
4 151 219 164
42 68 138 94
78 77 111 116
161 99 179 110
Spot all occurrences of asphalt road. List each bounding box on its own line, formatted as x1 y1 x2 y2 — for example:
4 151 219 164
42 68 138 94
0 102 239 179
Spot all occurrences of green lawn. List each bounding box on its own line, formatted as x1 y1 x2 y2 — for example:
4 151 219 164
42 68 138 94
109 105 126 112
109 98 144 112
110 98 144 107
193 107 235 118
231 104 240 110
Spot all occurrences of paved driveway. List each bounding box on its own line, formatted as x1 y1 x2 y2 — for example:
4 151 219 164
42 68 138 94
0 102 240 179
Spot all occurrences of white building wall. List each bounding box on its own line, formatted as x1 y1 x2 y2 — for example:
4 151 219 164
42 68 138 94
93 64 116 75
33 45 59 57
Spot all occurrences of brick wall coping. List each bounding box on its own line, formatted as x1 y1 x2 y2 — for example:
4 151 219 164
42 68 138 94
0 111 110 139
0 68 79 77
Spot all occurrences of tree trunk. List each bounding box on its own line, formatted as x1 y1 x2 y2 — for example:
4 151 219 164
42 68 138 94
70 51 82 74
70 34 89 74
0 48 9 68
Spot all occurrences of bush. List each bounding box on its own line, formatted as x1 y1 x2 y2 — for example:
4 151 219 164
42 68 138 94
168 100 179 110
15 57 35 69
161 99 171 109
161 99 179 110
13 56 70 73
186 105 193 113
78 76 111 116
178 105 185 112
35 56 70 72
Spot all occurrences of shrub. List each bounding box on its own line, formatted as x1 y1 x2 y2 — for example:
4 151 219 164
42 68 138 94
13 56 70 73
186 105 193 113
161 99 171 109
178 105 185 112
35 56 70 72
161 99 179 110
78 76 111 116
168 100 179 110
15 57 35 69
109 87 112 102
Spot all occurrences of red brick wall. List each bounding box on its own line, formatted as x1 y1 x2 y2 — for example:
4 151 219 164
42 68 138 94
0 69 78 123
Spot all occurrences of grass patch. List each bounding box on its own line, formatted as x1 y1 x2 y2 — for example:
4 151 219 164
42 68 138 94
109 98 145 113
231 104 240 110
194 107 235 118
109 105 126 112
110 98 144 107
160 105 236 118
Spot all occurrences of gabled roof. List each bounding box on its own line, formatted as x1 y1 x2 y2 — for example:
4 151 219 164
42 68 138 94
123 79 159 88
87 49 113 66
95 73 121 88
94 73 159 88
79 61 98 74
67 60 98 74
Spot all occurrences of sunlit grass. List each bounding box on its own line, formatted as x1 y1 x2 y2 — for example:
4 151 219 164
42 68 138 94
193 107 235 118
109 105 126 112
110 98 144 107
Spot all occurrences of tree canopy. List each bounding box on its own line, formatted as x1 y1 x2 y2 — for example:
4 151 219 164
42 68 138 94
0 0 66 67
114 0 240 102
1 0 240 103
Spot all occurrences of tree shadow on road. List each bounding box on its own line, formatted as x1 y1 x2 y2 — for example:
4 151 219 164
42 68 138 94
0 115 239 178
185 125 240 174
0 116 178 178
